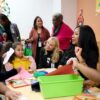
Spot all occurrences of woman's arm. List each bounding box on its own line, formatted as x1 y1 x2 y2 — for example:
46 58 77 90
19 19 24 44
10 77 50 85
0 69 17 81
97 62 100 72
45 29 50 39
28 29 34 42
76 63 100 83
67 58 100 83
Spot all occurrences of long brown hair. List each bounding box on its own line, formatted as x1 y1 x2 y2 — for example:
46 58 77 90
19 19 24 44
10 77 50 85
33 16 43 30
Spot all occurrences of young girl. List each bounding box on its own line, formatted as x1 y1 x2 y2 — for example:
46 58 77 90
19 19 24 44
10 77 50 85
38 37 63 69
5 42 36 71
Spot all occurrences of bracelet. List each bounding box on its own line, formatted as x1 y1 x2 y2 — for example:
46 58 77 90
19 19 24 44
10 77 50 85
80 60 87 66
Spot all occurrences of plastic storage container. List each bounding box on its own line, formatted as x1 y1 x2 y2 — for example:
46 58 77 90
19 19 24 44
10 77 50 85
38 74 84 99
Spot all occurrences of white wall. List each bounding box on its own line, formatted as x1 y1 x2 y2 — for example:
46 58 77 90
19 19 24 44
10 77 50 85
5 0 77 39
52 0 61 14
6 0 53 39
61 0 77 30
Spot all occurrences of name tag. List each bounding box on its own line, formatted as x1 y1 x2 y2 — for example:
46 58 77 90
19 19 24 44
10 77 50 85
38 41 42 47
47 58 50 64
51 63 55 68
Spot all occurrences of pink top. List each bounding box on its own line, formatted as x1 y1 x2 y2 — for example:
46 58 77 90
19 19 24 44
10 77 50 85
52 22 73 50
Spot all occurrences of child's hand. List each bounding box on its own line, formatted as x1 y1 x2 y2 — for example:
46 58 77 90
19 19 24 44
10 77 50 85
16 67 23 72
5 63 13 71
28 69 34 74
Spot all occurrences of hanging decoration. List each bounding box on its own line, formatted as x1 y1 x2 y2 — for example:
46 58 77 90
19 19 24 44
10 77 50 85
96 0 100 13
0 0 10 16
77 9 84 26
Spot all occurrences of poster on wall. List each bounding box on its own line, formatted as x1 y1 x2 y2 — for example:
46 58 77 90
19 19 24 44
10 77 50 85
0 0 10 16
96 0 100 13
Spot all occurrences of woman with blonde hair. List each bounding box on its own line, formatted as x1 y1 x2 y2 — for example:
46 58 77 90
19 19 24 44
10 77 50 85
38 37 63 69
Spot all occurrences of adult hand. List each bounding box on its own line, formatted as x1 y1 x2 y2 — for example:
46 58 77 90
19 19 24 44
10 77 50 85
67 57 78 66
84 80 96 89
25 39 32 43
75 46 82 58
5 89 21 100
75 46 85 63
67 57 79 74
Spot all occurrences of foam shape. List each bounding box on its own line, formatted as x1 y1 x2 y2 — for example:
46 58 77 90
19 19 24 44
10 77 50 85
6 67 32 81
46 64 75 76
34 71 48 78
3 48 14 64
